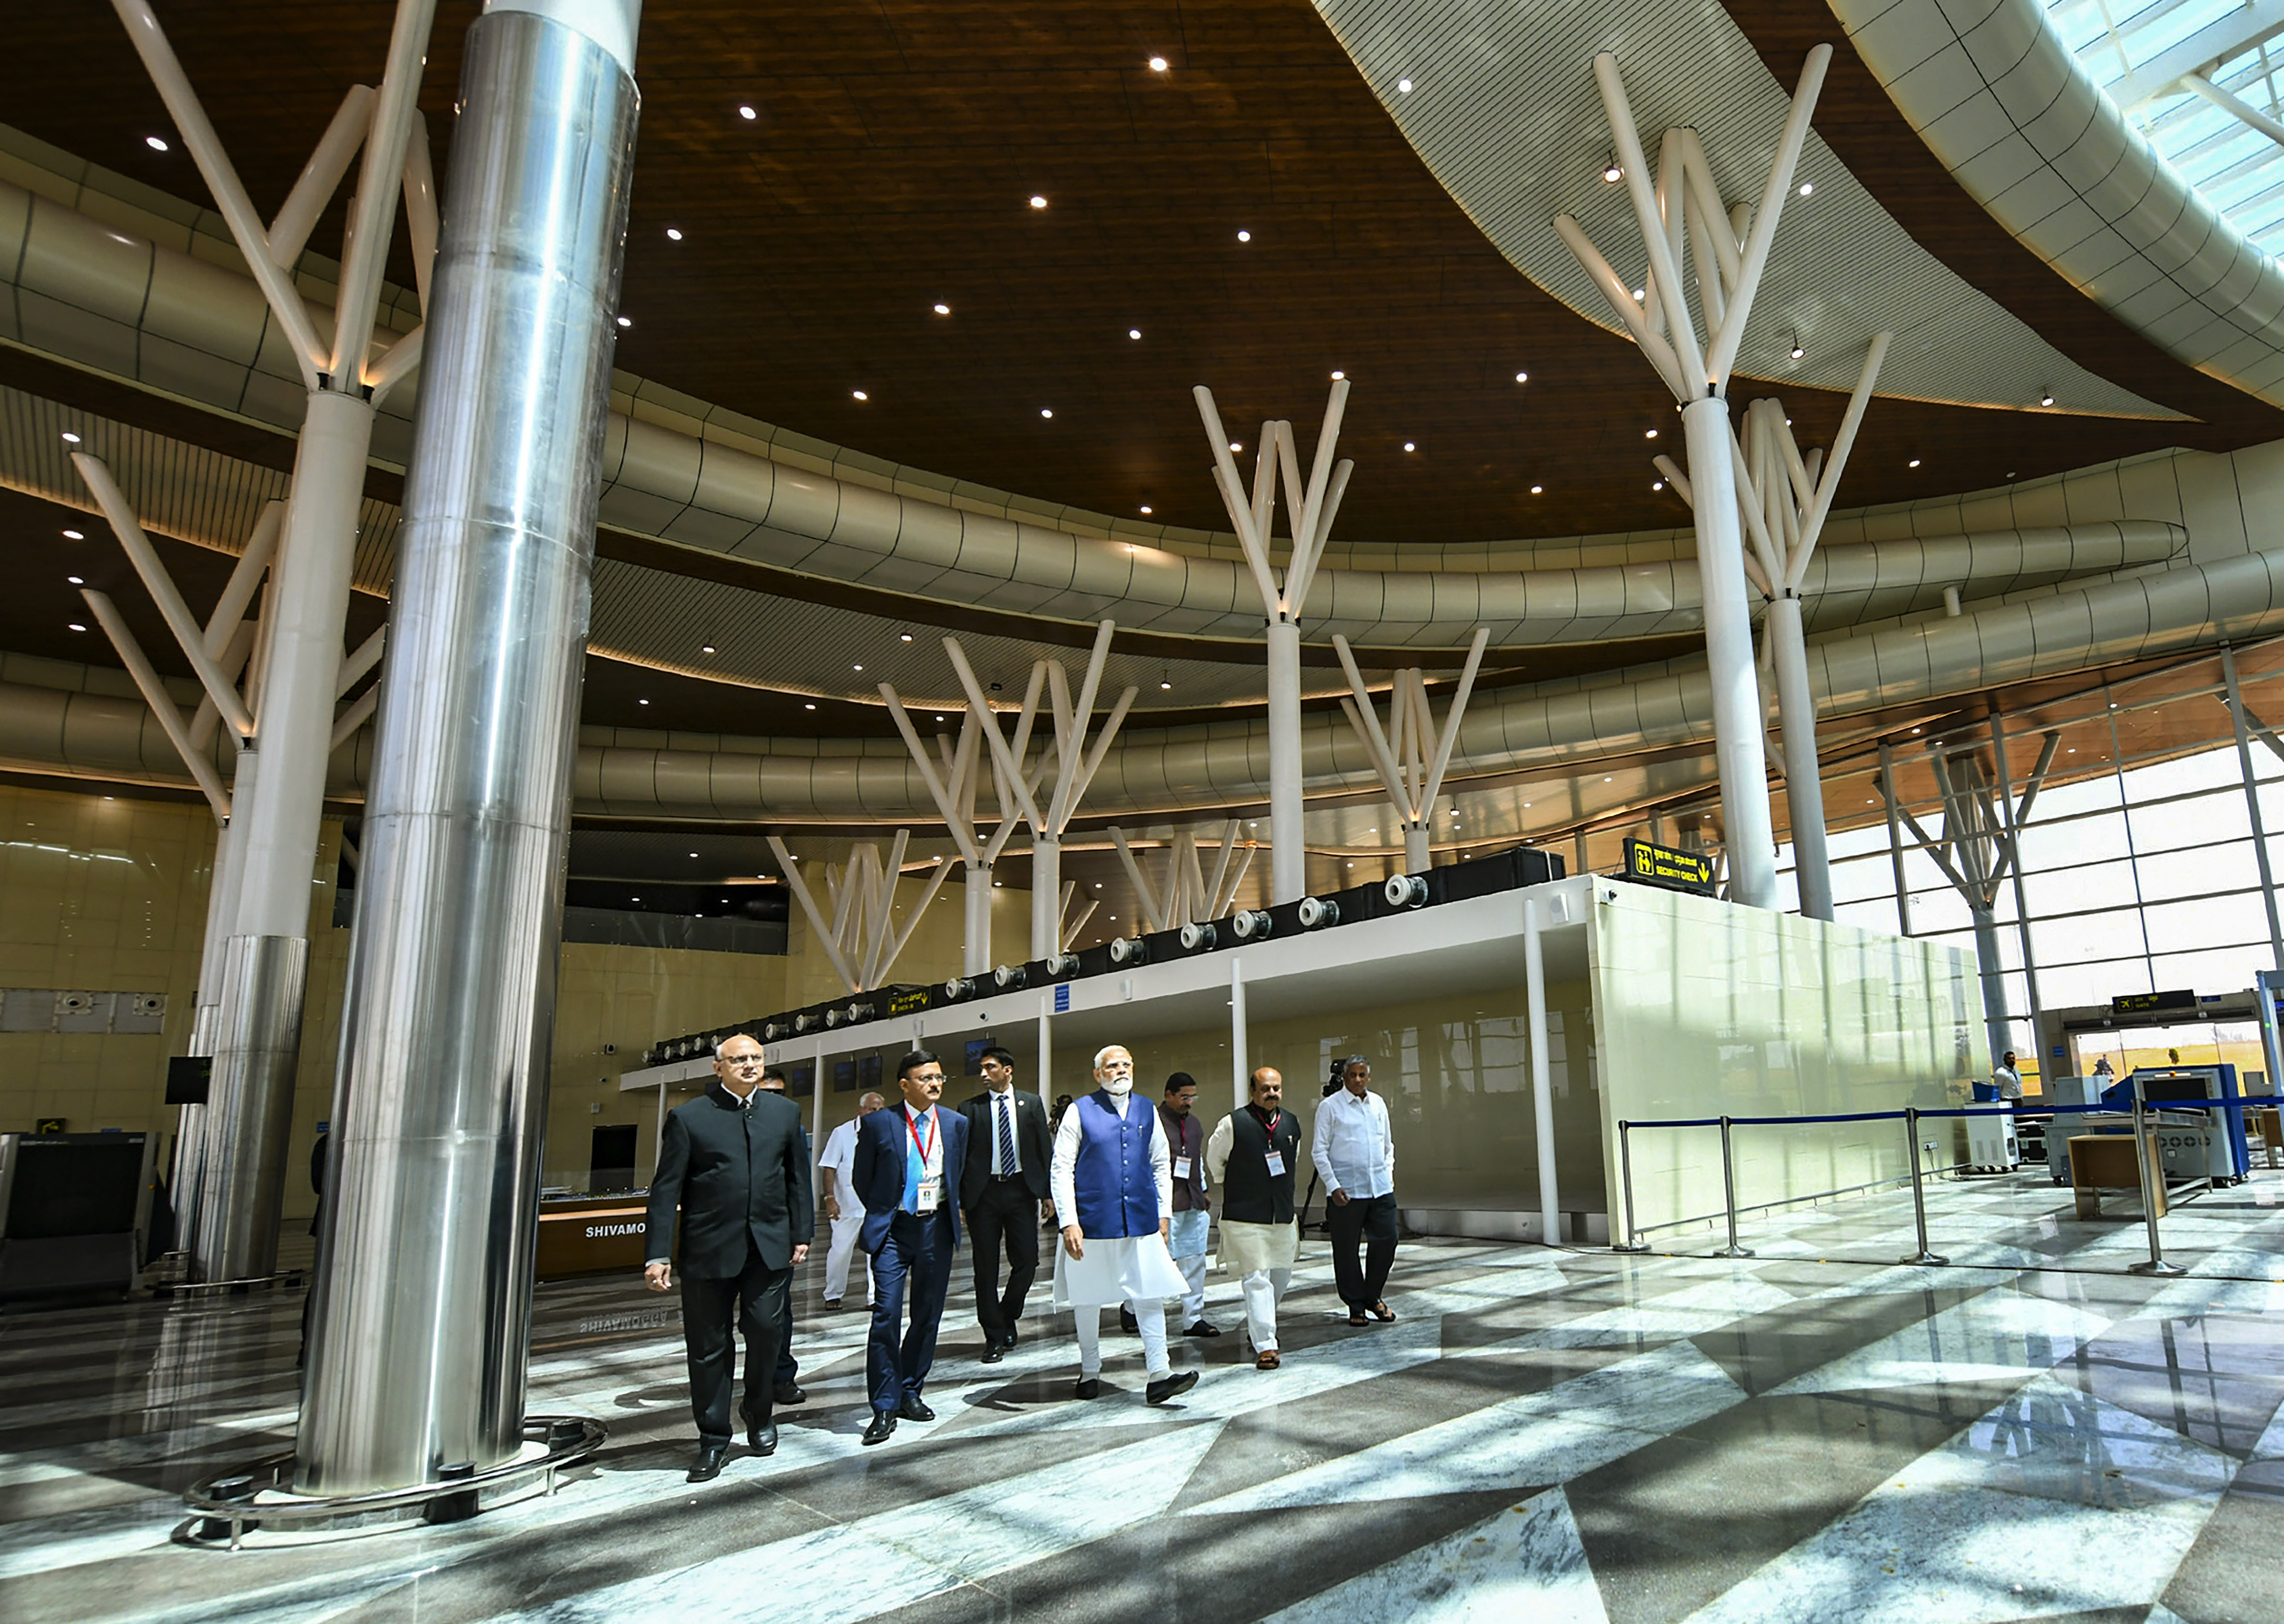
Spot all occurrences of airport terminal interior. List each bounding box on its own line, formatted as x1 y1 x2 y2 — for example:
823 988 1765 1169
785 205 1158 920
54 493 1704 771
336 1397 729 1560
8 0 2284 1618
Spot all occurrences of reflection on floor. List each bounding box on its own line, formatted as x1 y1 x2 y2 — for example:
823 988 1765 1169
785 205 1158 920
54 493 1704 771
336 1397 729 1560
5 1171 2284 1623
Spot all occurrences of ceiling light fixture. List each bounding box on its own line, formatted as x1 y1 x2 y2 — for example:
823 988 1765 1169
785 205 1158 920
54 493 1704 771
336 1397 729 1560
1652 480 1664 491
805 702 817 710
2039 389 2055 407
1139 504 1152 514
66 575 82 585
852 389 868 401
1631 287 1645 301
1908 458 1921 468
68 621 86 632
1230 440 1241 452
1237 229 1251 242
1041 407 1054 418
1530 485 1543 494
738 104 757 120
1403 441 1416 451
1603 150 1622 183
1029 195 1048 209
933 302 950 314
667 226 683 240
1789 330 1804 359
853 663 864 671
1149 55 1169 71
1644 428 1657 439
638 698 649 705
1514 370 1528 383
1797 181 1813 196
1397 77 1413 93
1160 679 1172 690
900 632 914 642
616 315 631 327
146 135 168 152
60 431 80 443
1129 327 1142 339
62 529 83 540
1331 370 1345 380
700 643 716 654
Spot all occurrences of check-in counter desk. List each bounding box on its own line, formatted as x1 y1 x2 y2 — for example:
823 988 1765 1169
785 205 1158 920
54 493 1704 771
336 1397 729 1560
536 1194 650 1280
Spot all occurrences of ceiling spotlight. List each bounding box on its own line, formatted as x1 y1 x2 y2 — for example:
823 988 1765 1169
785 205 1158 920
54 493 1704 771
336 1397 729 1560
66 575 82 585
67 621 86 632
1653 480 1664 490
933 302 951 314
1908 457 1921 468
899 632 914 642
1029 195 1048 209
1230 440 1242 452
1237 229 1251 242
61 431 81 443
1160 679 1173 690
1331 369 1345 380
1403 441 1416 452
1603 152 1623 183
852 389 868 401
1797 182 1813 196
804 702 817 710
1514 370 1528 383
1789 332 1804 359
667 227 683 240
853 663 864 671
1041 407 1054 418
146 136 169 152
1397 77 1413 93
1530 484 1543 495
1644 428 1657 439
1631 287 1645 301
1139 504 1152 514
1129 327 1142 339
638 698 649 705
738 104 757 120
616 315 631 327
700 643 717 654
2039 389 2055 406
1149 55 1169 71
62 529 83 540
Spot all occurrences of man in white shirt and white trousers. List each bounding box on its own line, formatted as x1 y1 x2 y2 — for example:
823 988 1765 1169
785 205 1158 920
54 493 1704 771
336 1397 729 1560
1051 1044 1200 1405
817 1090 884 1307
1313 1054 1398 1327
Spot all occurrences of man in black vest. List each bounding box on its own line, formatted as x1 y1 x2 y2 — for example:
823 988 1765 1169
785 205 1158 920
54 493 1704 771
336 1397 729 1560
957 1045 1051 1362
1204 1065 1304 1370
643 1034 814 1482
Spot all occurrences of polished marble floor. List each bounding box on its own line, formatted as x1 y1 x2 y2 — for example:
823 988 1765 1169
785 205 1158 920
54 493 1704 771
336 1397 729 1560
5 1169 2284 1624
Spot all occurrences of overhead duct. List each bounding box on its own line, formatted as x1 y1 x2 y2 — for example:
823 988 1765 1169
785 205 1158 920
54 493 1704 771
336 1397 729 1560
11 542 2284 821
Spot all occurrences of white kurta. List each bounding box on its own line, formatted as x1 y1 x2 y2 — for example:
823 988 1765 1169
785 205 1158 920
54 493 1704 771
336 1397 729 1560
1204 1111 1300 1272
1050 1089 1189 1308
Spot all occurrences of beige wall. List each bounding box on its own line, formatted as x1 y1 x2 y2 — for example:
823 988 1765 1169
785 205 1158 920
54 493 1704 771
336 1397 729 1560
1590 882 1984 1242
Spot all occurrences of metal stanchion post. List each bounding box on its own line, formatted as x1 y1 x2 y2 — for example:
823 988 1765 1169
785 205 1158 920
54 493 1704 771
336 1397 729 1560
1899 1107 1948 1266
1613 1119 1650 1253
2127 1084 2186 1277
1715 1115 1753 1258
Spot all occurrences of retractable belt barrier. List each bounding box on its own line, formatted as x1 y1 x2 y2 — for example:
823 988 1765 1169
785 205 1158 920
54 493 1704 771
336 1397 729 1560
1610 1095 2269 1274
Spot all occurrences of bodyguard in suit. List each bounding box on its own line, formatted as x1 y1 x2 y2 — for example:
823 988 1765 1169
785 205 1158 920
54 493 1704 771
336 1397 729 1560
852 1048 970 1446
644 1034 814 1482
957 1045 1051 1362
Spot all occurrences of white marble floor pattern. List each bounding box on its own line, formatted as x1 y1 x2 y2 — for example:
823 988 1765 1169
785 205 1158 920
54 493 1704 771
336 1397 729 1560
1 1172 2282 1624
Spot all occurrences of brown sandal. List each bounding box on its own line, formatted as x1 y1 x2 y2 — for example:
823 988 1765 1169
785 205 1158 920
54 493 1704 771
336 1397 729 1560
1255 1349 1280 1370
1347 1310 1368 1326
1369 1301 1397 1323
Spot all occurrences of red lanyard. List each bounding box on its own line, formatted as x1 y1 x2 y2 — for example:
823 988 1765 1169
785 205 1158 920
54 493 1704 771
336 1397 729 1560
906 1107 937 1164
1253 1106 1282 1140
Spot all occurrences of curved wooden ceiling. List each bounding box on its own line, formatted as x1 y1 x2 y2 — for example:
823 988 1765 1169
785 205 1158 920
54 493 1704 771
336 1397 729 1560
4 0 2280 556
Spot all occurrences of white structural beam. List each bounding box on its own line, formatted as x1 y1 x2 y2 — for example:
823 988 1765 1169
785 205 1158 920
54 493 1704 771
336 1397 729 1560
79 590 231 822
1332 629 1488 873
269 86 375 270
2112 0 2284 109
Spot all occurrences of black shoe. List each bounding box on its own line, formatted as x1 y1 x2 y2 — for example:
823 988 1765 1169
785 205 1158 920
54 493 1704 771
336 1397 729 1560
1119 1306 1138 1335
862 1411 897 1446
897 1393 936 1422
1073 1376 1101 1399
1001 1326 1019 1349
747 1422 778 1456
980 1341 1005 1364
688 1441 729 1482
1185 1319 1222 1338
823 1298 843 1310
1146 1370 1199 1406
775 1383 806 1406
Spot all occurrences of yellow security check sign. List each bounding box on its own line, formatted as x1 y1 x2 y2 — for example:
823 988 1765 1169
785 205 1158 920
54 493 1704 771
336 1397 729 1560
1623 838 1714 894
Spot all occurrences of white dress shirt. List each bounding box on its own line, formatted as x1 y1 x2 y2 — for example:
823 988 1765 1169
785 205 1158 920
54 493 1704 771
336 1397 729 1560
1311 1086 1395 1199
984 1085 1023 1176
819 1118 860 1182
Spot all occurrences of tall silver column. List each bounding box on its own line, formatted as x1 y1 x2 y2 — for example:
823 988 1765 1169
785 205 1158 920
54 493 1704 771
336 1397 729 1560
297 0 640 1494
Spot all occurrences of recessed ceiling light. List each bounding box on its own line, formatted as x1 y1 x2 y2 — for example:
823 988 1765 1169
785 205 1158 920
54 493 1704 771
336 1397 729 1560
1514 370 1528 383
62 529 83 539
1029 195 1048 209
1653 480 1664 490
1631 288 1645 301
1149 55 1169 71
1129 327 1142 340
700 643 716 654
1530 485 1543 495
900 632 914 642
1797 182 1813 196
1403 441 1416 452
66 575 82 584
67 621 86 632
616 315 631 328
805 702 817 710
933 302 951 314
853 663 864 671
146 136 168 152
1230 440 1242 452
666 226 683 241
1908 458 1921 468
1041 407 1054 418
1644 428 1657 439
638 698 649 705
61 432 80 443
1331 370 1345 380
689 852 699 859
1236 229 1251 242
738 105 757 119
853 389 868 401
1397 77 1413 93
1139 504 1152 514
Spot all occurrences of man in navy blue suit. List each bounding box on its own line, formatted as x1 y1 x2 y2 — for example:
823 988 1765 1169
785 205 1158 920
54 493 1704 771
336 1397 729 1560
852 1048 969 1446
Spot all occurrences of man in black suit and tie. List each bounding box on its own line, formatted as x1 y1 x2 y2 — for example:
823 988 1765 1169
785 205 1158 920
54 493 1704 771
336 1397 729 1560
852 1048 969 1447
643 1033 814 1482
957 1045 1050 1362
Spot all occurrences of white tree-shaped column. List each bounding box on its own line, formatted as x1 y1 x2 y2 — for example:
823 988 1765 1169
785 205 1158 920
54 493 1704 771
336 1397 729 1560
1331 629 1490 874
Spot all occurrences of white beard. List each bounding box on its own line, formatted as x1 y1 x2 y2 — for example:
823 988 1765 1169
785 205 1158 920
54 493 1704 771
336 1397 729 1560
1100 1075 1133 1096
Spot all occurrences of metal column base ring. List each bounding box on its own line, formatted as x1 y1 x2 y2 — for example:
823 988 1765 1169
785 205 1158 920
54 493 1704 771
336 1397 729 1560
2129 1260 2189 1277
1610 1239 1652 1254
1899 1250 1950 1266
177 1416 605 1548
1714 1244 1755 1258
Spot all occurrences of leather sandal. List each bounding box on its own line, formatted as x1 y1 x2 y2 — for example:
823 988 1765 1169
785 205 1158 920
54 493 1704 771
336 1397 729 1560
1255 1349 1280 1370
1346 1309 1369 1327
1369 1301 1397 1323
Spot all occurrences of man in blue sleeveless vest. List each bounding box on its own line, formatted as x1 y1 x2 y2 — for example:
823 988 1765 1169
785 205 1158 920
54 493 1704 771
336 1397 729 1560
1049 1044 1199 1404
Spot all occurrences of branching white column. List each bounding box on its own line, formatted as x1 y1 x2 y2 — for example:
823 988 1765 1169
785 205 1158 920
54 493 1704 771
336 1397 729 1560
1552 44 1834 910
881 701 1019 975
1194 382 1353 904
1108 821 1251 932
947 621 1135 959
1333 629 1489 873
768 835 954 993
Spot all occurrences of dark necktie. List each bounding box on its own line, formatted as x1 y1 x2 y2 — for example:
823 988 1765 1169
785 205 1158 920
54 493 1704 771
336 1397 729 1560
997 1094 1016 1174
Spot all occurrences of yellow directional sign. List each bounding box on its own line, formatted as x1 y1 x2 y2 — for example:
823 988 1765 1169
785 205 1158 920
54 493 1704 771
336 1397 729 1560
1623 838 1715 894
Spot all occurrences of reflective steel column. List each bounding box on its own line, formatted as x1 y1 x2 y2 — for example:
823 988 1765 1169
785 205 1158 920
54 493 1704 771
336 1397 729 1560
296 0 641 1494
